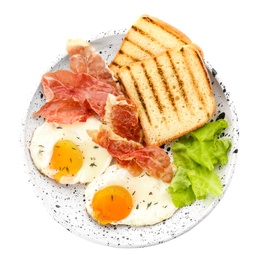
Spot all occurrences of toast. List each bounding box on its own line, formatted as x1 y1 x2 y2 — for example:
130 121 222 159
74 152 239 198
109 14 201 77
117 45 216 146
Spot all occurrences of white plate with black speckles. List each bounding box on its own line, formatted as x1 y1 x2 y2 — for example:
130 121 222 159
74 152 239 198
22 29 239 248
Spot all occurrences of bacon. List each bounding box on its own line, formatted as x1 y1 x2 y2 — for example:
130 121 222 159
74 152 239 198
87 125 173 183
87 125 144 158
41 70 88 103
116 159 143 177
34 70 119 123
122 146 174 183
66 39 117 86
104 94 143 142
79 73 119 118
33 99 92 124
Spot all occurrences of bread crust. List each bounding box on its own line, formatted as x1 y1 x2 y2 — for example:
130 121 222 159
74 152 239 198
141 15 192 45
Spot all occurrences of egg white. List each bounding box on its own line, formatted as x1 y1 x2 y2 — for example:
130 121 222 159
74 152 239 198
85 164 177 226
29 117 112 184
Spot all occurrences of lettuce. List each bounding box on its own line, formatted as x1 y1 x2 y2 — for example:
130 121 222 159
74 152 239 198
168 119 231 208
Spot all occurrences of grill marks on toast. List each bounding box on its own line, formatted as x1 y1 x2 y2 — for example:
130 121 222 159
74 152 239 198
153 55 179 119
142 16 187 45
169 50 198 118
131 50 196 127
124 34 153 59
119 50 198 128
141 62 163 115
179 47 213 117
112 17 181 70
180 49 206 114
116 34 216 146
155 51 183 120
130 25 166 54
119 66 152 125
113 25 165 68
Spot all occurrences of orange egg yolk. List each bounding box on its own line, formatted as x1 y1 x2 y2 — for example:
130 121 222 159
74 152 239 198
50 140 83 182
91 185 133 225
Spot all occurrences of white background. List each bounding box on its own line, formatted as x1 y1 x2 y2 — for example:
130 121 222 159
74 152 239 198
1 0 254 259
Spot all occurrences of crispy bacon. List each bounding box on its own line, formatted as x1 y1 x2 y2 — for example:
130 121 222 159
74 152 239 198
87 125 143 158
33 70 118 123
104 94 143 143
116 159 143 177
87 125 173 183
122 146 174 183
33 99 92 124
66 39 117 86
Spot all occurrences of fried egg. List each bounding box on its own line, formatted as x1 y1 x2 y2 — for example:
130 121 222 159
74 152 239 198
29 117 112 184
85 164 177 226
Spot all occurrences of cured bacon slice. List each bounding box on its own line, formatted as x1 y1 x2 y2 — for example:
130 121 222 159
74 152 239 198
80 73 119 118
40 70 88 103
34 70 119 123
33 99 92 124
87 125 173 183
116 159 143 177
66 39 117 86
87 125 144 158
87 125 144 177
104 94 143 143
122 146 174 183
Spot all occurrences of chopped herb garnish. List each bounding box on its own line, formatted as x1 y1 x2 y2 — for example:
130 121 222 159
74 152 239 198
56 126 62 129
70 158 72 163
94 145 99 149
136 204 139 209
111 195 114 201
90 162 97 167
147 202 152 209
132 191 136 196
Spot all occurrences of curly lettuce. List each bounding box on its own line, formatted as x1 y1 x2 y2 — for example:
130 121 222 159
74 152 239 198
168 119 232 208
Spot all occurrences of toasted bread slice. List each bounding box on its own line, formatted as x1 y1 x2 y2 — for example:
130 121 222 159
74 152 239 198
117 45 216 146
109 15 200 77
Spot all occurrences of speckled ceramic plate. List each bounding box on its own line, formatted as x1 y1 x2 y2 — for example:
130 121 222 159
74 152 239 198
23 29 239 248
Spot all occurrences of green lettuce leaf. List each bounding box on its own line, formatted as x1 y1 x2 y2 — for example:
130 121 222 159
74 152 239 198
168 166 196 208
168 119 231 208
187 168 223 198
169 186 196 208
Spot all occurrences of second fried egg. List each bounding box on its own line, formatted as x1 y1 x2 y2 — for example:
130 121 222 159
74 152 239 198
85 164 177 226
29 117 112 184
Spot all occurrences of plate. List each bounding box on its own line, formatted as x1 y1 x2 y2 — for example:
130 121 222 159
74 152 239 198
22 29 239 248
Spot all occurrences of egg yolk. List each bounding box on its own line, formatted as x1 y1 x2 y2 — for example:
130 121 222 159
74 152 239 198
50 140 83 182
91 185 133 225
